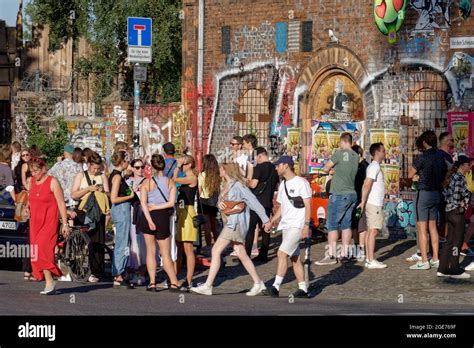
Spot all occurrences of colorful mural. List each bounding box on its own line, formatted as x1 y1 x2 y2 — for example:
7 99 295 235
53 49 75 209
312 75 364 122
373 0 408 44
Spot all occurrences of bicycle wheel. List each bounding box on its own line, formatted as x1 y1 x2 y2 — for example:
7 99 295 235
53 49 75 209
65 227 92 282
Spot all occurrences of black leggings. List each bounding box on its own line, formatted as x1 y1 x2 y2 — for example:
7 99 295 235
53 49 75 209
245 208 272 258
439 211 465 275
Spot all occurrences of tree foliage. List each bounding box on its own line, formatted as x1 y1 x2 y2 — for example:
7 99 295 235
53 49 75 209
27 116 69 168
27 0 182 105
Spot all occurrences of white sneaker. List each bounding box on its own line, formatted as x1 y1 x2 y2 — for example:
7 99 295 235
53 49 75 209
405 253 422 262
409 261 430 270
246 281 266 296
437 272 450 277
190 283 213 296
58 274 72 282
315 256 338 265
464 262 474 271
365 259 387 269
429 260 439 268
450 272 471 279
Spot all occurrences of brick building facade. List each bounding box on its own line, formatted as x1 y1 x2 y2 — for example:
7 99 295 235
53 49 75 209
182 0 474 179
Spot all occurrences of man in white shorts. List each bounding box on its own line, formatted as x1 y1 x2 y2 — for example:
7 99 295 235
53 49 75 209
263 156 312 298
356 143 387 269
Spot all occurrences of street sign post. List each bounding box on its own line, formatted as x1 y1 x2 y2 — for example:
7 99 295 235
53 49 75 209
133 65 147 82
127 17 152 63
127 17 152 157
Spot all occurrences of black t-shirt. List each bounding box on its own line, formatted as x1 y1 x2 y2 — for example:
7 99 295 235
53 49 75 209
439 150 454 169
252 162 279 208
109 170 129 197
354 159 369 203
413 148 448 191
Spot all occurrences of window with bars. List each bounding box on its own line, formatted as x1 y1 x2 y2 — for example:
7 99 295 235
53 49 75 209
400 69 449 185
235 70 275 148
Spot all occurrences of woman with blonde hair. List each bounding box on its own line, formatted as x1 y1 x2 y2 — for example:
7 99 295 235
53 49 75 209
190 162 271 296
173 154 198 291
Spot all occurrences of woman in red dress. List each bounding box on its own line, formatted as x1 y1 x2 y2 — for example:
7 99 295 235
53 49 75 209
28 157 70 295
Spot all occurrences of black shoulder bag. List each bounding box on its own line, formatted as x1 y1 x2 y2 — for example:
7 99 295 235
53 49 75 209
283 179 305 209
192 190 206 228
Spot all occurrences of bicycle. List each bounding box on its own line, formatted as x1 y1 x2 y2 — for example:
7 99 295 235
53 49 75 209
56 225 113 282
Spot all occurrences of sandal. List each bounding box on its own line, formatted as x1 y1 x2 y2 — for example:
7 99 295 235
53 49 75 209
146 283 157 292
23 272 31 281
169 284 181 293
113 277 135 289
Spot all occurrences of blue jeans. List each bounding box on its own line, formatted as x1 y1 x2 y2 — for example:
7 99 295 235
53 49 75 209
111 202 131 276
326 193 357 232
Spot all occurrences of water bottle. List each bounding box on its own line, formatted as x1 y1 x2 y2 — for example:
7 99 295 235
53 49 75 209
411 175 418 191
271 227 278 235
355 207 362 219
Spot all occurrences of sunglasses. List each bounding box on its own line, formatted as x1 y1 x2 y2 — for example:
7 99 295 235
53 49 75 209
21 153 30 157
134 165 146 169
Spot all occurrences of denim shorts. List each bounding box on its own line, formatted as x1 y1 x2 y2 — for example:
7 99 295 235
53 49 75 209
326 193 357 232
415 190 441 222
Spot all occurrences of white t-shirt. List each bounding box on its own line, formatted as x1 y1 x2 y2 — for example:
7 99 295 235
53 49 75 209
366 161 385 207
277 176 312 230
235 153 248 177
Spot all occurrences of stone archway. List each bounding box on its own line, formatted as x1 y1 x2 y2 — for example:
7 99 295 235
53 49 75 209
297 45 371 173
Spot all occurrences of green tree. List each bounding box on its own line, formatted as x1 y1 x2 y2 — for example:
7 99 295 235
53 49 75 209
27 0 182 106
27 115 69 168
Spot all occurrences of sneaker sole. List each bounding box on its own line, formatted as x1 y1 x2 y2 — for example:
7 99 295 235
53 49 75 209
315 260 337 265
449 275 471 279
246 289 266 297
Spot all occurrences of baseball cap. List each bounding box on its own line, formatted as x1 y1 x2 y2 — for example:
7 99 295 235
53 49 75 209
456 155 473 166
273 155 294 167
64 145 75 154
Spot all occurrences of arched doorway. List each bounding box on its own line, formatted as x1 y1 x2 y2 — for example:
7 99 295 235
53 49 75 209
298 45 371 173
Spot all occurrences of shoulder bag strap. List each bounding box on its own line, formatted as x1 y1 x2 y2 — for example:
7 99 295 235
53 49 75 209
165 159 177 177
283 179 293 201
84 171 93 186
152 176 169 203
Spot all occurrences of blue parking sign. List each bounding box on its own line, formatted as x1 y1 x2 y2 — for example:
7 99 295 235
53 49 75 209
127 17 152 47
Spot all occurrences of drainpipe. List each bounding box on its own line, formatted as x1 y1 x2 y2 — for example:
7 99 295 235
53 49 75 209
196 0 204 169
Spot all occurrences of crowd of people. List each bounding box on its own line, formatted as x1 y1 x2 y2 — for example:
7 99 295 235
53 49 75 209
0 128 473 297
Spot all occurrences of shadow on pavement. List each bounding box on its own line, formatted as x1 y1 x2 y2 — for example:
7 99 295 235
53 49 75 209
308 263 364 298
55 283 113 294
378 239 417 263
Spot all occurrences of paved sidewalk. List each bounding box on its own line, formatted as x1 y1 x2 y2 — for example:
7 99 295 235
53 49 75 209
1 234 473 315
195 235 474 306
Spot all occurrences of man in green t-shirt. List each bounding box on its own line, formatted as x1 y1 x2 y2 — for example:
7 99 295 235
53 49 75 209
315 132 359 265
